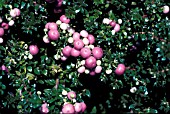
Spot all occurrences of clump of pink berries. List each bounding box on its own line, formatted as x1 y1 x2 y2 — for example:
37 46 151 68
0 6 20 44
61 28 103 76
58 15 103 76
102 18 122 35
61 90 87 113
42 15 103 76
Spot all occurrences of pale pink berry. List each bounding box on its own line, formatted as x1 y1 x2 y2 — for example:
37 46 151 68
103 18 112 24
62 103 75 114
13 8 20 16
73 32 80 41
41 103 49 114
74 103 82 113
78 66 85 73
67 27 75 34
163 5 169 14
114 24 120 32
80 30 88 38
8 20 15 26
10 9 17 17
80 102 87 112
87 34 95 44
0 28 4 36
43 37 50 43
95 66 102 73
67 91 76 100
83 38 89 45
61 56 67 61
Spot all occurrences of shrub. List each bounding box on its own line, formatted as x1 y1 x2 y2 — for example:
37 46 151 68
0 0 170 113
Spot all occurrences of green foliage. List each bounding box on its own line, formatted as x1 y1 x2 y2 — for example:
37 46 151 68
0 0 170 113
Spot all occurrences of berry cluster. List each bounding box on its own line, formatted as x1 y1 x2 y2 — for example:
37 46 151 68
0 7 20 43
41 15 104 76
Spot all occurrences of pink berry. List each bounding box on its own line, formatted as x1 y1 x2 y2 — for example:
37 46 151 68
41 107 49 114
95 66 102 73
80 47 91 59
1 22 9 30
0 28 4 36
80 30 88 38
163 5 169 14
74 103 82 113
48 22 58 30
43 37 50 43
60 15 66 21
115 64 126 75
42 103 48 108
13 8 20 16
85 56 96 69
92 47 103 59
62 46 72 57
41 103 49 114
62 103 75 114
1 65 6 71
29 45 39 55
61 56 67 61
109 21 116 27
67 91 76 100
60 15 70 24
8 20 15 26
0 65 9 73
67 27 75 34
45 22 51 29
77 66 85 73
73 32 80 41
87 34 95 44
80 102 87 112
65 19 70 24
48 29 60 40
74 39 84 50
114 24 120 32
10 9 17 17
70 48 80 57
